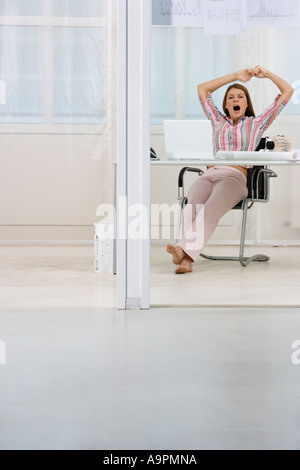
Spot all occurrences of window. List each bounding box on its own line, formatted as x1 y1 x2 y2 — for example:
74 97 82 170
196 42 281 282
0 0 43 16
0 25 44 123
151 27 235 124
0 0 109 129
151 27 299 125
53 26 107 124
271 28 300 115
53 0 107 17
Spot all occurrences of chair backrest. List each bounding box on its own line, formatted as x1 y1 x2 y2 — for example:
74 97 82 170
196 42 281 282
247 166 267 200
233 166 267 209
233 138 268 209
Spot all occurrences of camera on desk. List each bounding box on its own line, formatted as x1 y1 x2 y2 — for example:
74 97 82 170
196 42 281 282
256 137 275 152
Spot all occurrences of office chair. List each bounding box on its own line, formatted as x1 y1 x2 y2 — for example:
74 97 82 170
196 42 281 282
176 150 278 267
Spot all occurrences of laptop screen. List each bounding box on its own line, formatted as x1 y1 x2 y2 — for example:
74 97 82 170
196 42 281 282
164 120 214 160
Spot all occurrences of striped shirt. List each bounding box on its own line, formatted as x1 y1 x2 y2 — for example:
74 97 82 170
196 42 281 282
200 92 289 167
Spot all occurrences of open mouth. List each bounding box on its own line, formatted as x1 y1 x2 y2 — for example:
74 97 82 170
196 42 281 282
233 105 240 112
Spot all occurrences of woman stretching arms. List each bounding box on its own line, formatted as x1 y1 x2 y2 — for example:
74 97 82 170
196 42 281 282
167 66 294 274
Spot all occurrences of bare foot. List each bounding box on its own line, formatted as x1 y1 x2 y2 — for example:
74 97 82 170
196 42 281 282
175 257 193 274
166 244 185 265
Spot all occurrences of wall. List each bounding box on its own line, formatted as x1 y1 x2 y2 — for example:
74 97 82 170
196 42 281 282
0 132 114 242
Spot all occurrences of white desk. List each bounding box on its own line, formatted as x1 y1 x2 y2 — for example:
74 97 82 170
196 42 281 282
151 159 300 167
151 149 300 167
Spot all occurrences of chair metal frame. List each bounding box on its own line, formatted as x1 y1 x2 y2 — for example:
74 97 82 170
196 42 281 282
177 165 278 267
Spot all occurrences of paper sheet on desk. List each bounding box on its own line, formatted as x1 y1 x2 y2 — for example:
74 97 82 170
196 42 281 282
216 151 300 161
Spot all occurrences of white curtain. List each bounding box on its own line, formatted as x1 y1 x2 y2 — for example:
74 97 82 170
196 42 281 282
151 26 300 244
0 0 114 240
0 0 110 124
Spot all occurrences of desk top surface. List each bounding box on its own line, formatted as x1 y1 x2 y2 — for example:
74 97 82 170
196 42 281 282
114 150 300 166
151 159 300 166
151 150 300 166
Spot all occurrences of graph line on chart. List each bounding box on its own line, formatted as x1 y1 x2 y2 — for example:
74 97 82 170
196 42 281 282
161 0 203 16
249 0 293 19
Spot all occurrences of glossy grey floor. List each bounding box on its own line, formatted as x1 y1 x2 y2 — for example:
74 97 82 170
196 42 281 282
1 307 300 450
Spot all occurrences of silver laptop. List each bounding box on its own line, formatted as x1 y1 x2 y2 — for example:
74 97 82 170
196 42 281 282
164 120 213 160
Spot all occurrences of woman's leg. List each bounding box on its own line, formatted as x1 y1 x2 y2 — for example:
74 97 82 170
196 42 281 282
176 167 248 264
167 173 214 271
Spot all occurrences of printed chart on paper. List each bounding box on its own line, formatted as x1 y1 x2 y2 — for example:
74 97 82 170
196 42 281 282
245 0 300 27
152 0 205 26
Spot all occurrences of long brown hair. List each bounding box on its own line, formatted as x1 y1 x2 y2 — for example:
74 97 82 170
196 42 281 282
222 84 255 118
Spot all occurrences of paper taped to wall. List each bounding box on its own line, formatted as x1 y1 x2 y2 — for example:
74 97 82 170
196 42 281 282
205 0 245 35
152 0 205 27
245 0 300 28
152 0 300 30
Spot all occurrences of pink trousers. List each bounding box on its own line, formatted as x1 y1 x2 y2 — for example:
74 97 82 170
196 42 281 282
176 166 248 262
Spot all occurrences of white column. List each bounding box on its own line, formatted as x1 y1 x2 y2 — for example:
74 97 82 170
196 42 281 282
116 0 127 310
117 0 151 310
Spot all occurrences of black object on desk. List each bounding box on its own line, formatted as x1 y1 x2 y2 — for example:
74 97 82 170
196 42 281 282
150 147 160 160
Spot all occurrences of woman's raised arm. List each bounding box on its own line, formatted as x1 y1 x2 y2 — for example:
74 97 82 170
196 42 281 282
253 66 294 106
197 69 255 103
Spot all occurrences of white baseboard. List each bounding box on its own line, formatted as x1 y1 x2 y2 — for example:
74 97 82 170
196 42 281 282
0 240 93 246
150 240 300 247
